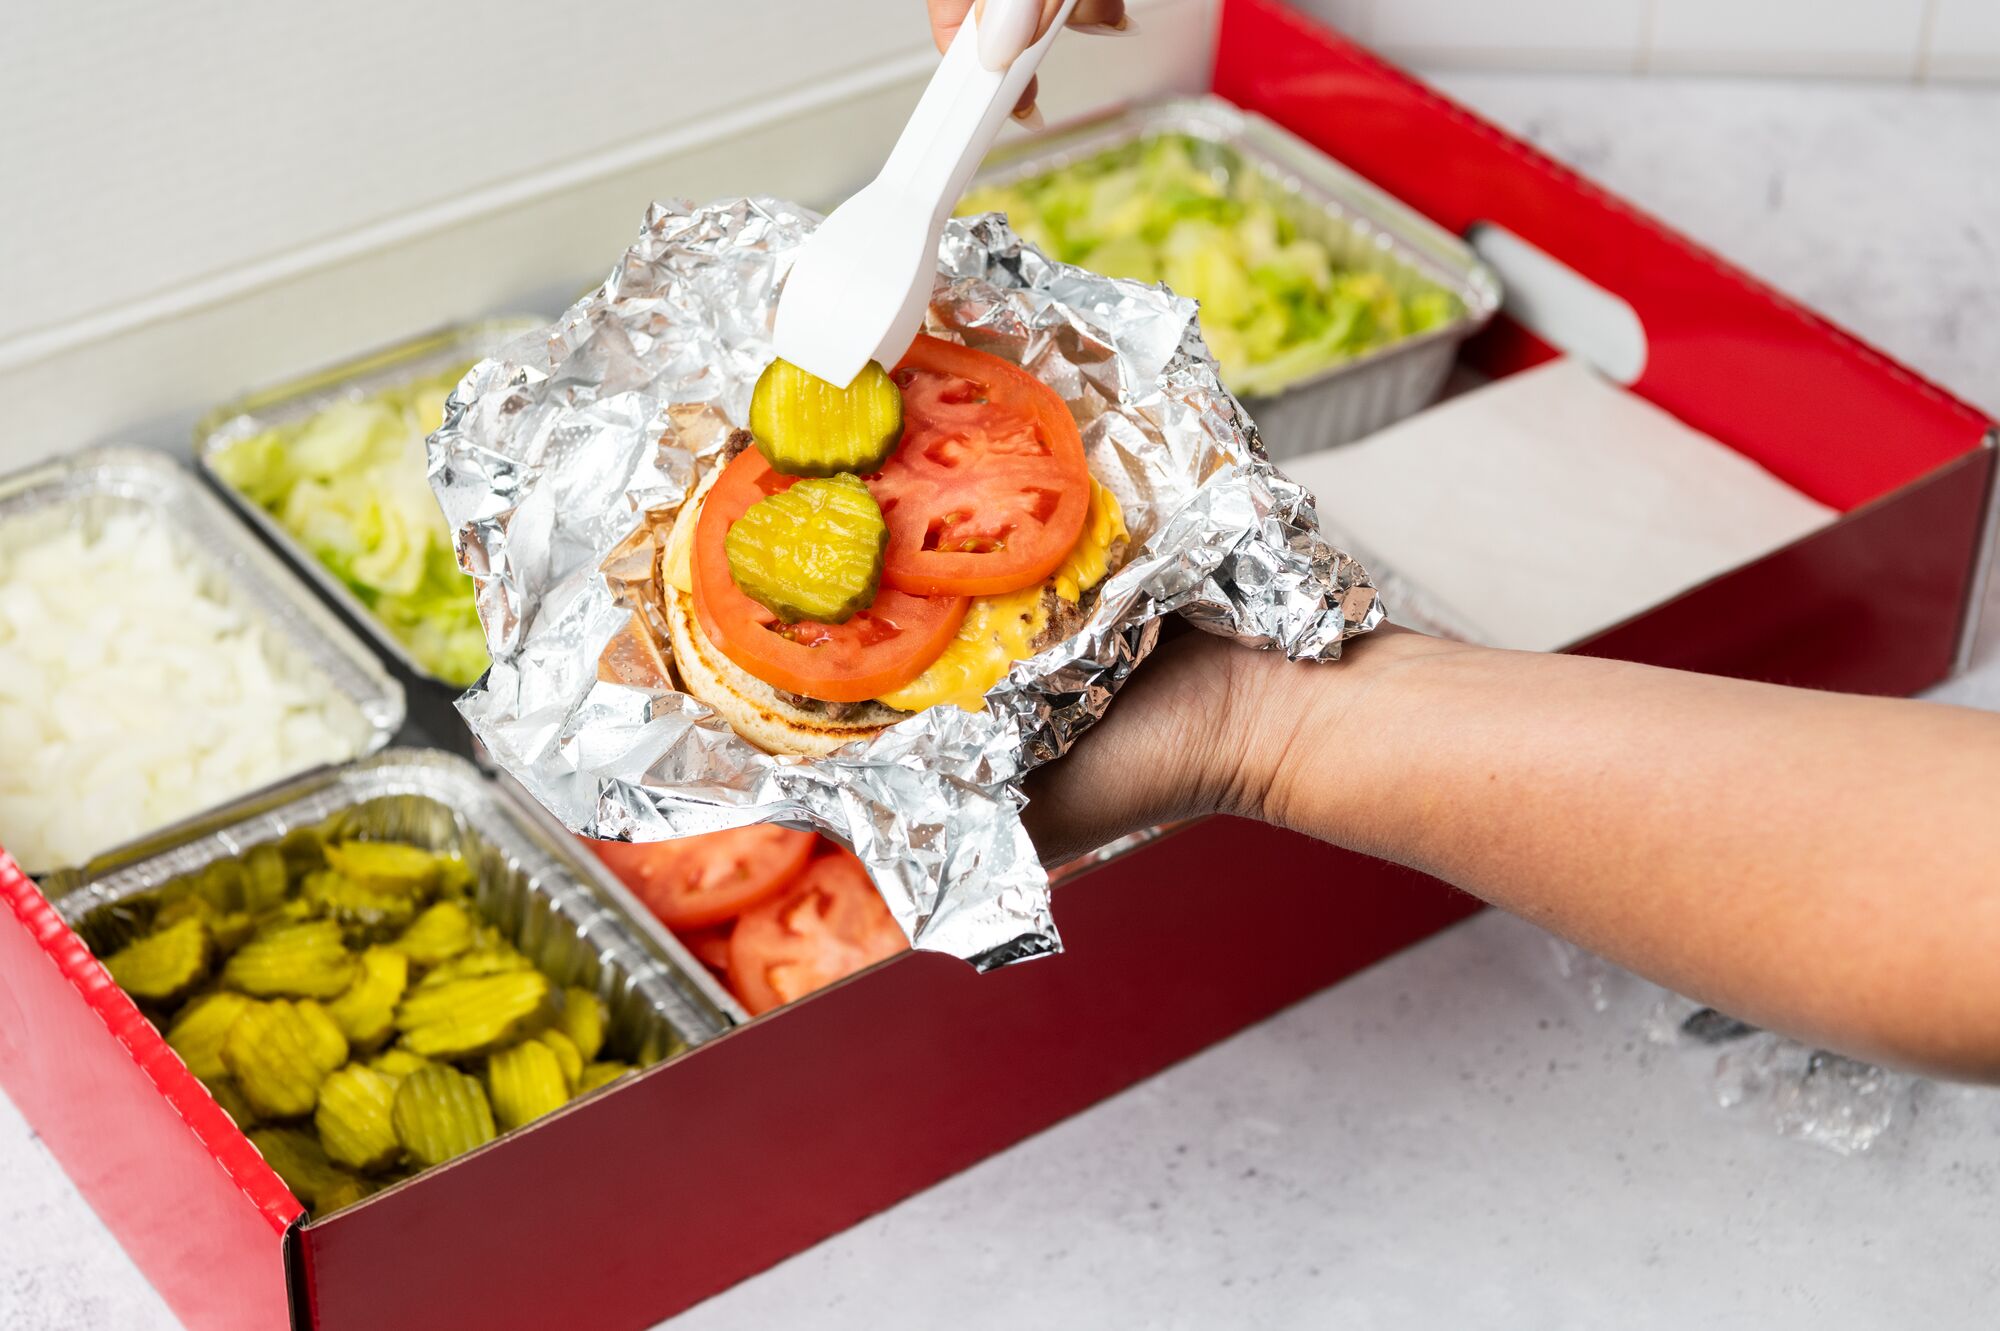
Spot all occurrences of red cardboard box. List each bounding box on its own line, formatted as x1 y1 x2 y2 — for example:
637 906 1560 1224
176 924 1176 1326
2 2 1993 1328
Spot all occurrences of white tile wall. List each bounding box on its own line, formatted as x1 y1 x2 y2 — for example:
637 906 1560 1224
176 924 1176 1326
1928 0 2000 79
1649 0 1931 77
1373 0 1652 72
1286 0 1995 81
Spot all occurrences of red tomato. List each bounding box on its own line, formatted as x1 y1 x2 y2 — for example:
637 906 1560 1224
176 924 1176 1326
589 826 815 931
678 923 735 977
692 448 969 703
873 335 1091 598
727 848 908 1016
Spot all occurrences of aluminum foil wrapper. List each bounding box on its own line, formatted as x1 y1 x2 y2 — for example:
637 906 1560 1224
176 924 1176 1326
430 198 1382 971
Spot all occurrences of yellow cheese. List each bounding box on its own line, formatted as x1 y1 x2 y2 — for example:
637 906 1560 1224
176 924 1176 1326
876 481 1126 714
875 584 1050 714
1049 478 1128 605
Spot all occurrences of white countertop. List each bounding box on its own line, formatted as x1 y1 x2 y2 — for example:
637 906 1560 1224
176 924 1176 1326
6 69 1999 1331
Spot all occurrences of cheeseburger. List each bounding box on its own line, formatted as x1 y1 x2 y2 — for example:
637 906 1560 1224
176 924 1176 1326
663 334 1127 756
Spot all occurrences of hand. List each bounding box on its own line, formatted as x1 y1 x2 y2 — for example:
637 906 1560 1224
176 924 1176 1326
1021 625 1448 865
925 0 1133 127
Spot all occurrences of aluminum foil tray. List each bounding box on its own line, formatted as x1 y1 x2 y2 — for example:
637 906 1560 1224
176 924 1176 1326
0 446 405 877
971 95 1502 457
50 748 734 1060
194 319 546 687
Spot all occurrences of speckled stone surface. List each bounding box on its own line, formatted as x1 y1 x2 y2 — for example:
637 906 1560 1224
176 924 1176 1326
5 70 1999 1331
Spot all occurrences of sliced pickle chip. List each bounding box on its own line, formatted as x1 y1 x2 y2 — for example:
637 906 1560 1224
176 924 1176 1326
390 901 476 967
435 853 479 899
103 917 211 1003
367 1048 432 1083
201 1076 261 1128
391 1065 497 1168
325 841 442 895
316 1174 371 1213
725 474 887 624
221 920 357 999
152 893 213 931
414 945 533 990
175 859 246 913
155 894 257 951
166 991 254 1080
315 1065 403 1172
326 946 410 1050
576 1062 634 1096
223 1000 349 1119
395 970 552 1059
536 1029 584 1089
243 842 293 913
279 827 330 879
485 1039 571 1131
558 987 608 1062
248 1126 365 1214
304 870 419 942
749 357 903 477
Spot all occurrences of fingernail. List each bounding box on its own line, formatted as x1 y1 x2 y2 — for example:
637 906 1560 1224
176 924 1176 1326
1012 102 1047 131
978 0 1044 70
1071 14 1140 37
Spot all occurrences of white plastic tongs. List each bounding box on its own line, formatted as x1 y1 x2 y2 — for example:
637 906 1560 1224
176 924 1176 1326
772 0 1081 388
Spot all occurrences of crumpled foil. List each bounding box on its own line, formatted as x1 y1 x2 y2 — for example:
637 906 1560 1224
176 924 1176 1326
430 198 1382 971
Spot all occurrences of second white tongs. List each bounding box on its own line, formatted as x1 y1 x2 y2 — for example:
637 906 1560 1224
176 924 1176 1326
772 0 1080 389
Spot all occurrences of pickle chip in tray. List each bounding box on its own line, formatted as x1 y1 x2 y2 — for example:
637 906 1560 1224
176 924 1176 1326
54 750 730 1218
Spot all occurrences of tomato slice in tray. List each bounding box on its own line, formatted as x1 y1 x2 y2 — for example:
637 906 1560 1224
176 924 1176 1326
588 826 816 931
875 335 1092 597
678 923 736 977
727 848 909 1016
693 449 969 703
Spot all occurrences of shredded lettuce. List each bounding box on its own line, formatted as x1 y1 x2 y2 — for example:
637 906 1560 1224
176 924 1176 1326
959 134 1460 398
212 365 489 686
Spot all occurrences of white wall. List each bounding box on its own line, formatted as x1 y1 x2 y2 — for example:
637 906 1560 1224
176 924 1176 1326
0 0 1215 467
1292 0 2000 79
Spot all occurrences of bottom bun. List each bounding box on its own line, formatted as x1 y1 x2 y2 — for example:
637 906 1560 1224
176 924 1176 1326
664 492 905 758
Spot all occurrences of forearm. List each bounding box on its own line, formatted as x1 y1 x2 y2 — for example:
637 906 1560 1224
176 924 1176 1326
1247 630 2000 1080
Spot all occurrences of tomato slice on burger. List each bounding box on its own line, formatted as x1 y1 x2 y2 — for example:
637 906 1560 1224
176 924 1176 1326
727 848 909 1016
873 335 1092 598
692 449 969 703
588 826 816 931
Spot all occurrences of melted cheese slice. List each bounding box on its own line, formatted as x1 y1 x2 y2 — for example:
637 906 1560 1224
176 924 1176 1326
877 479 1126 714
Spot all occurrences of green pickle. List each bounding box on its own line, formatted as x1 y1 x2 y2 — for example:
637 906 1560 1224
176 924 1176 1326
326 946 410 1050
486 1039 570 1131
201 1077 261 1128
223 1000 349 1119
315 1065 403 1171
243 843 293 912
221 920 356 998
304 870 419 941
395 969 551 1058
391 1065 497 1168
103 918 210 1003
558 986 607 1062
166 991 254 1080
537 1028 584 1089
725 474 887 624
248 1126 367 1214
98 824 655 1201
367 1048 432 1082
576 1062 634 1096
390 900 476 966
749 357 902 477
325 840 442 894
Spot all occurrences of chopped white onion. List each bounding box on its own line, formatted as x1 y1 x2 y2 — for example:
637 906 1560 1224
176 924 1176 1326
0 509 366 871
